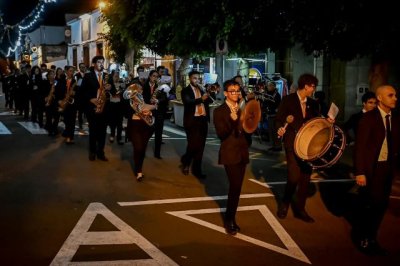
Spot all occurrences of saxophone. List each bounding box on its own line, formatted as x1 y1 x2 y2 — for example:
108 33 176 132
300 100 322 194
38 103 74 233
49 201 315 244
45 82 55 107
150 87 161 105
95 73 110 114
58 79 76 112
123 84 154 126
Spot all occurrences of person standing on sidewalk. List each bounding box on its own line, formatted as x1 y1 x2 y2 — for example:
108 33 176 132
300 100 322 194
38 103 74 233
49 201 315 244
351 85 399 255
214 79 252 235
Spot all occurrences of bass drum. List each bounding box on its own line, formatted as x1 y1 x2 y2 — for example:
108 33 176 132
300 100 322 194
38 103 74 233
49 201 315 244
294 117 346 169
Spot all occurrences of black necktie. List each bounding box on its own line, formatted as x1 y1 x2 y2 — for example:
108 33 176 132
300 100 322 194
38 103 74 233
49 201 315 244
386 114 392 159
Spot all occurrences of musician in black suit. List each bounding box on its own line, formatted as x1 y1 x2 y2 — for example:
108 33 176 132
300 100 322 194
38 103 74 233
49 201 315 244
352 85 399 255
81 56 110 161
214 79 252 235
55 66 77 144
180 70 213 179
74 62 87 133
142 70 168 159
343 91 377 144
275 73 322 223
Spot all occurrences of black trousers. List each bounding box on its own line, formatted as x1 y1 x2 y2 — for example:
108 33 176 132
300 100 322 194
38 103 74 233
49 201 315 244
127 119 154 175
63 105 77 139
45 104 60 135
181 116 208 174
224 163 247 222
153 112 165 157
107 102 124 141
354 161 393 240
87 112 107 156
282 148 312 211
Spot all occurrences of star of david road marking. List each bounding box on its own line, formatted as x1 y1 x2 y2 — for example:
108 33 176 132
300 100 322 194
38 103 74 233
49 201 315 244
167 205 311 264
51 202 178 266
0 122 11 134
118 193 310 264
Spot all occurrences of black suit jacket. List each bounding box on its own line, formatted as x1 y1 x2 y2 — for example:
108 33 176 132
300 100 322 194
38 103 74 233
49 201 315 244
275 93 320 151
354 108 400 179
213 103 251 165
181 84 212 128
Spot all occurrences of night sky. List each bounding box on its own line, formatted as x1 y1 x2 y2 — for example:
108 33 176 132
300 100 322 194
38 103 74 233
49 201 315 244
1 0 99 26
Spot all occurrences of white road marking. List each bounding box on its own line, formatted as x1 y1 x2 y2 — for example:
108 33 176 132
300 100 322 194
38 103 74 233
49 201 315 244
0 122 11 134
249 179 271 188
51 202 178 266
163 125 186 136
250 178 355 188
249 152 275 161
118 193 274 206
271 161 287 168
0 111 18 116
167 205 311 264
17 122 47 134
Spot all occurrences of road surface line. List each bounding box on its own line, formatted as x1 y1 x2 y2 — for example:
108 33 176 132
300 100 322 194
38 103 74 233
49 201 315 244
118 193 274 206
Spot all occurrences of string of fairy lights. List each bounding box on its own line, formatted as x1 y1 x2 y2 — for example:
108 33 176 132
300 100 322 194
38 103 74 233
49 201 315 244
0 0 57 57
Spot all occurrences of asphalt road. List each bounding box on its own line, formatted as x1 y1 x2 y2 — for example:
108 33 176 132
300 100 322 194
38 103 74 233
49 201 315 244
0 93 399 266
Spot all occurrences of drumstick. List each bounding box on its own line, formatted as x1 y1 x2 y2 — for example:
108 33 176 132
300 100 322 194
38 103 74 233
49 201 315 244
278 115 294 139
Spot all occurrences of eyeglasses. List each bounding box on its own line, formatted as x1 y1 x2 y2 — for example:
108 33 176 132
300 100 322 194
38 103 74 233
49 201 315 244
227 90 241 95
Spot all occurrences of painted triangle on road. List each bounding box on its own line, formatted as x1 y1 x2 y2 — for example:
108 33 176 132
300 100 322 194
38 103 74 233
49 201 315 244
51 202 178 265
0 122 12 134
167 205 311 264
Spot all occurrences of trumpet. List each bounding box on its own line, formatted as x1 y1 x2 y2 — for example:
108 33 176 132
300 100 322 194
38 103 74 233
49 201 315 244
197 83 215 103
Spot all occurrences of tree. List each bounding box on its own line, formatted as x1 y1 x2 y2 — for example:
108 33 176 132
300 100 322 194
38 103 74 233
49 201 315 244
101 0 400 62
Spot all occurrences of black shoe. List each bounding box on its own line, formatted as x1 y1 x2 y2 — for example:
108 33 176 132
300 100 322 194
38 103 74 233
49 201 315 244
371 241 389 256
224 220 238 236
277 202 289 219
294 211 315 223
179 164 189 175
89 153 96 161
97 155 109 161
154 154 162 159
355 238 382 255
233 221 241 232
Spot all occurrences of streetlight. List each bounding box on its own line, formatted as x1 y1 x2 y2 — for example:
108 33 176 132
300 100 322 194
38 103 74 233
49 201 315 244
99 1 106 10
